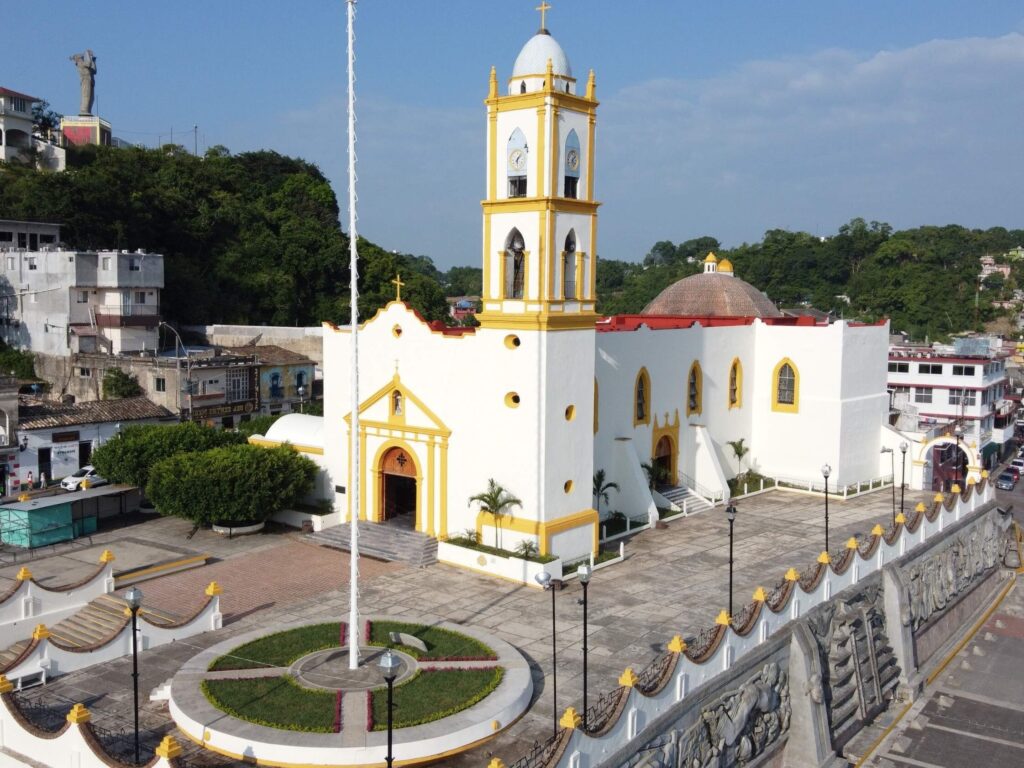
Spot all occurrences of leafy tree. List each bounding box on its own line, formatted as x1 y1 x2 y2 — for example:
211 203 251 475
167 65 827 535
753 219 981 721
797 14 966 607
90 422 245 488
444 266 483 296
30 100 62 135
147 444 316 525
593 469 619 518
236 414 282 437
468 479 522 550
102 368 142 399
0 342 36 379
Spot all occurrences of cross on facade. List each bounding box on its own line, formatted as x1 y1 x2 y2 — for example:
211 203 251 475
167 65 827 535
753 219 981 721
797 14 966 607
536 1 551 30
392 273 405 301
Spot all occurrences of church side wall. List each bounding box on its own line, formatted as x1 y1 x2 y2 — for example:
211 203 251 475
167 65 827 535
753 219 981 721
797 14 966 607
838 322 891 482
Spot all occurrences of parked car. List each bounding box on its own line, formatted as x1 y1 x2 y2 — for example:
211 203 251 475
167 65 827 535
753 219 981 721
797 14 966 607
60 465 108 491
1011 458 1024 471
1007 466 1021 482
996 471 1017 491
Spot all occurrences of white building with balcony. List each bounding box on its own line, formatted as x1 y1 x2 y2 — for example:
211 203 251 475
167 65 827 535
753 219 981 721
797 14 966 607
0 221 164 357
0 87 65 172
887 340 1016 488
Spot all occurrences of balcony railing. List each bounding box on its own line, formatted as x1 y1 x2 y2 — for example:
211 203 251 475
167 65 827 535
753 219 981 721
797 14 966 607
94 304 160 328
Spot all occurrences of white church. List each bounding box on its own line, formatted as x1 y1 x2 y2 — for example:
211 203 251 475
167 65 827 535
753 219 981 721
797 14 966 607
260 15 975 563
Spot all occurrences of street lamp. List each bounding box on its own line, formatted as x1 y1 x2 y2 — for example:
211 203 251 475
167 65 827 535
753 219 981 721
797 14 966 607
821 464 832 556
297 384 307 414
378 649 400 768
124 586 144 766
899 441 909 517
953 425 964 488
535 570 557 738
725 504 737 619
881 447 895 523
577 564 591 730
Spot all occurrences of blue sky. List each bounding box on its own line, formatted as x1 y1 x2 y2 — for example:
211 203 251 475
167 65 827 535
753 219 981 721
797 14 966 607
3 1 1023 269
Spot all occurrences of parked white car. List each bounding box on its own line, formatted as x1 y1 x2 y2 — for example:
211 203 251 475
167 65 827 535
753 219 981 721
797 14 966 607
60 465 108 491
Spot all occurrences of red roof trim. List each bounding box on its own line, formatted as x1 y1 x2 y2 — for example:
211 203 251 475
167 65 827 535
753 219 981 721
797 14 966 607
0 87 41 102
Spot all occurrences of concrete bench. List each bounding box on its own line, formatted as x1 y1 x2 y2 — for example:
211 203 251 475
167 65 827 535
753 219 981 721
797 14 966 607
389 631 428 653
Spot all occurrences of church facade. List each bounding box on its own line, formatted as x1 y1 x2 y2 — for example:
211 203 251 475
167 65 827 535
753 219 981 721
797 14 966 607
317 19 899 562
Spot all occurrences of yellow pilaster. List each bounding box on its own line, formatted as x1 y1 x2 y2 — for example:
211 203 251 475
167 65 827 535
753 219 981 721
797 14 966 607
427 440 436 537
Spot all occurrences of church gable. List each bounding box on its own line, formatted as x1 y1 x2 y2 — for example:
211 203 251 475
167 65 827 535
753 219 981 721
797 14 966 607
346 372 451 437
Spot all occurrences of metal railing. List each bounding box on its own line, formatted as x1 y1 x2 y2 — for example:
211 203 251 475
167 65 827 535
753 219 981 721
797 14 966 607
676 472 725 505
508 730 562 768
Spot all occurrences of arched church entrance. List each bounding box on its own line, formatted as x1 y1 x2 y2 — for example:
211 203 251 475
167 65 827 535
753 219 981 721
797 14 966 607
653 435 674 488
930 441 968 492
379 446 417 527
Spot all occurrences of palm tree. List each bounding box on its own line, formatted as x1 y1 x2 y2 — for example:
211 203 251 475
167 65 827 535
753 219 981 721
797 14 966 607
593 469 619 518
726 438 750 478
468 479 522 550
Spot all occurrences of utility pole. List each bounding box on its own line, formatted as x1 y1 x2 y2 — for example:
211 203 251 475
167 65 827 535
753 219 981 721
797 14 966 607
194 125 198 155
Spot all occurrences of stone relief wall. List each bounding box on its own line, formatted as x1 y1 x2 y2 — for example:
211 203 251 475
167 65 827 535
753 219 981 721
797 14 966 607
805 578 900 750
903 514 1001 632
626 663 791 768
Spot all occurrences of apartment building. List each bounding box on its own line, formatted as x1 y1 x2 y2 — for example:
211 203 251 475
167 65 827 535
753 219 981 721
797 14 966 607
0 88 65 171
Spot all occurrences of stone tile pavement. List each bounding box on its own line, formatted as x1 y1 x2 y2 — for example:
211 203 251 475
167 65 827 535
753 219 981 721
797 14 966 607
12 486 936 767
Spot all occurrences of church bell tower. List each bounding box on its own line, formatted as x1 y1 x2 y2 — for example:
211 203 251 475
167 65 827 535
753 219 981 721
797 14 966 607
476 4 599 331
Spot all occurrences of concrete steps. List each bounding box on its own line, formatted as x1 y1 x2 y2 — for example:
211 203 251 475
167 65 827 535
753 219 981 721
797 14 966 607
0 640 31 671
658 484 714 515
307 521 438 567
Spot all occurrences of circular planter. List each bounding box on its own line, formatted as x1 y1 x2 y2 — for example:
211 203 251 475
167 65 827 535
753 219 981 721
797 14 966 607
212 520 265 536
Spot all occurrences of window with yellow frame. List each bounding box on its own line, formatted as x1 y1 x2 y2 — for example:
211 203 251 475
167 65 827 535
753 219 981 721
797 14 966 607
772 358 799 413
634 368 651 426
728 358 743 409
686 361 702 416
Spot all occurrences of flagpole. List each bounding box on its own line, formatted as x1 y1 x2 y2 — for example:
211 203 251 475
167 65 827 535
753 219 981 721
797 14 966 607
346 0 361 671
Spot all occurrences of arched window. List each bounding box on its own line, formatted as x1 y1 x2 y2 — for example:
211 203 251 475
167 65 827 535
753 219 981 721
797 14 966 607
506 128 528 197
563 129 581 199
504 229 526 299
520 81 527 94
634 368 651 426
563 230 577 299
728 358 742 409
773 358 799 413
687 361 702 416
296 370 307 389
392 390 403 416
270 372 282 399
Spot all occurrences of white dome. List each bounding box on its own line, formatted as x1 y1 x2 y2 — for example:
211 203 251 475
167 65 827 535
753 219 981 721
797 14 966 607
264 413 325 450
512 32 572 78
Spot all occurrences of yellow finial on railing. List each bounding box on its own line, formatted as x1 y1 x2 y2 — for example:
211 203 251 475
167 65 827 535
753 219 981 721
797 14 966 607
619 667 639 687
32 624 50 641
895 512 907 524
871 524 885 536
155 735 183 759
715 609 731 626
784 567 799 582
981 469 989 479
99 549 115 563
15 566 32 581
205 581 223 597
667 635 687 653
846 537 858 550
817 551 831 564
933 493 944 503
752 586 767 602
559 707 583 729
967 476 976 486
487 759 507 768
915 502 926 513
0 675 13 694
951 484 961 494
66 703 90 724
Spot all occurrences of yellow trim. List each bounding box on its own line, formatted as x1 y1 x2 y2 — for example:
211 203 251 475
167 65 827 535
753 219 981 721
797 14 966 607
388 388 407 427
323 303 475 342
486 89 597 115
652 411 680 483
728 357 743 410
440 442 449 538
476 311 598 331
482 197 600 215
633 367 651 426
576 250 586 302
771 357 800 414
427 441 436 537
504 392 521 408
359 429 368 521
538 209 547 300
370 439 422 526
503 334 521 349
248 436 324 456
487 106 497 202
686 360 703 417
66 703 90 724
475 507 599 556
589 214 598 300
535 105 545 199
483 215 493 299
345 372 452 437
113 554 208 583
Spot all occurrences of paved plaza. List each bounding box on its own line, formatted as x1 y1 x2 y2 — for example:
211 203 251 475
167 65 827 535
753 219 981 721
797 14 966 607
9 486 940 766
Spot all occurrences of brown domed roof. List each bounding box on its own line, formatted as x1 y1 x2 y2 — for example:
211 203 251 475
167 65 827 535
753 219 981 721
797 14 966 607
642 272 782 318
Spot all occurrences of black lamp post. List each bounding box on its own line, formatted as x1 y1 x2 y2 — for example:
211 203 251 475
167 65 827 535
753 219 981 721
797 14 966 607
577 564 591 730
297 384 307 414
881 446 896 523
725 504 737 619
953 425 964 488
124 586 143 766
535 571 557 737
378 649 399 768
821 464 831 555
899 441 909 517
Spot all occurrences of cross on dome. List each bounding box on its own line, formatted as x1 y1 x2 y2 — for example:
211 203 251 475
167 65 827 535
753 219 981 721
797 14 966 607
536 2 552 32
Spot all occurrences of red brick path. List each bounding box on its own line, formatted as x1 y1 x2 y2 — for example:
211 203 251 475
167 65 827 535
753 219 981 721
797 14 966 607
122 540 401 623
